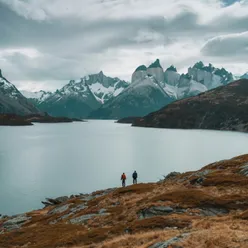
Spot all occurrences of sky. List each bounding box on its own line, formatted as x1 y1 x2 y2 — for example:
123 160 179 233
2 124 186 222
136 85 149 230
0 0 248 92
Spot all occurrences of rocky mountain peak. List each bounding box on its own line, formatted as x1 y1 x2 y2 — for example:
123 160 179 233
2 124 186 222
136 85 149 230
166 65 177 72
135 65 147 72
193 61 204 70
148 59 162 69
241 73 248 79
98 70 104 77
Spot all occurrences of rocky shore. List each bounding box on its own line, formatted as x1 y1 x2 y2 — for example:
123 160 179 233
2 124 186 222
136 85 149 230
1 154 248 247
0 114 83 126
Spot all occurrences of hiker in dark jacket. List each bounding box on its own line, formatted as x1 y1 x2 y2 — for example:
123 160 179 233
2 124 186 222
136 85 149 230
121 173 126 187
132 171 138 184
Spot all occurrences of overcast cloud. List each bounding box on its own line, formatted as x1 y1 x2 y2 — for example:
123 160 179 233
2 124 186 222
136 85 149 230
0 0 247 91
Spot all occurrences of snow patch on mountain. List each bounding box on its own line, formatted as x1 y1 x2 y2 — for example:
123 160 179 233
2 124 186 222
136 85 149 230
0 69 40 115
21 90 53 103
89 74 173 119
0 73 22 99
116 75 168 101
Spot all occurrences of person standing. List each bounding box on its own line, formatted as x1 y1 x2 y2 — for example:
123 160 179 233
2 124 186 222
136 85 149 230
121 173 126 187
132 170 138 184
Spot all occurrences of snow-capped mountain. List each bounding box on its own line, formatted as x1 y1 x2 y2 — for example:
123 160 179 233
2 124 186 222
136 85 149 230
30 72 129 118
89 74 173 119
0 69 40 115
164 66 180 86
89 60 235 119
162 62 234 100
37 79 101 118
188 62 233 89
21 90 53 104
82 71 129 103
20 59 238 119
241 73 248 79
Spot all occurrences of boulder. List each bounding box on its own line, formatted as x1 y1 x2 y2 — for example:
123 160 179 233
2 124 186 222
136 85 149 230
48 204 71 215
3 215 31 231
138 206 185 219
42 196 69 206
240 164 248 176
70 204 87 213
163 172 181 181
70 214 98 224
149 233 189 248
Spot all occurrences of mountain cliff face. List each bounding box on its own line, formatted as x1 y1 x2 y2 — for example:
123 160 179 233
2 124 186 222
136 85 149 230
131 59 164 84
0 70 40 115
188 62 233 89
162 62 234 100
147 59 164 84
133 79 248 132
89 75 173 119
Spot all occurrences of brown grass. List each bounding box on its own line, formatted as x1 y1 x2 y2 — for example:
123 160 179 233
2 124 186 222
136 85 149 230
129 216 191 232
150 189 248 210
114 183 156 196
202 172 248 186
0 224 87 248
97 230 179 248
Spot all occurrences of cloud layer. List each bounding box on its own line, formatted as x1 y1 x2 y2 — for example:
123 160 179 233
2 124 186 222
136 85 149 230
0 0 247 91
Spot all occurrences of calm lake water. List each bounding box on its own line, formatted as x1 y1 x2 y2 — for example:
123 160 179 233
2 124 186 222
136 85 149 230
1 120 248 215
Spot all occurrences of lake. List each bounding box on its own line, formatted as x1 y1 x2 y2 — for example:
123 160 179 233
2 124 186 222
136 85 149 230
1 120 248 215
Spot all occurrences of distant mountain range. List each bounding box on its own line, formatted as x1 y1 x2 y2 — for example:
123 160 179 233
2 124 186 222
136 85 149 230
22 72 129 118
133 79 248 132
89 59 236 119
1 60 247 119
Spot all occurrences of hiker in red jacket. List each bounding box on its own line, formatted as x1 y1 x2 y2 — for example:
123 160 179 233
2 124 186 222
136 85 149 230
121 173 126 187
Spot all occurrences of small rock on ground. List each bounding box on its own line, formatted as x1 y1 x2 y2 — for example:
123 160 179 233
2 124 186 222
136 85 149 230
149 233 189 248
48 204 71 215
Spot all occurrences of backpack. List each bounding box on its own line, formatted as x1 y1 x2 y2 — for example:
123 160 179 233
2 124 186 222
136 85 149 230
122 174 126 180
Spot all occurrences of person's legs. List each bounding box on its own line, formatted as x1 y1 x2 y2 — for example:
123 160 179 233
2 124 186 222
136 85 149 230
122 180 126 187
